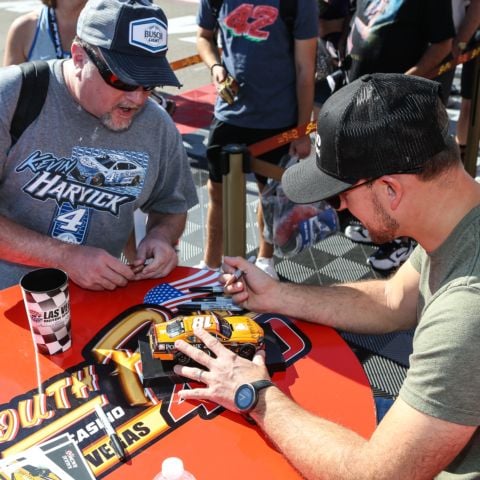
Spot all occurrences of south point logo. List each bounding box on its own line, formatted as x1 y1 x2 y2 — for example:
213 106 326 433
130 18 167 53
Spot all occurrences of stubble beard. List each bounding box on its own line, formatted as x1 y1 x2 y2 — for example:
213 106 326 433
366 192 400 245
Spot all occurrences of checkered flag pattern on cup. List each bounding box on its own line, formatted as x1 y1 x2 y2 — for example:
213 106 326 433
24 285 71 355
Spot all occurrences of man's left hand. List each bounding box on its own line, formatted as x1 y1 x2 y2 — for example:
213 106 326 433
173 328 271 412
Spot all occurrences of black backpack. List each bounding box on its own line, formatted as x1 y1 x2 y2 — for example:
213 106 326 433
9 61 50 148
209 0 297 34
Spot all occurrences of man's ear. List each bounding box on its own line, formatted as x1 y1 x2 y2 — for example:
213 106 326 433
381 176 402 210
71 43 88 70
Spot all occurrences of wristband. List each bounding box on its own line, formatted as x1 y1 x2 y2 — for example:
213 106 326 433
210 63 223 75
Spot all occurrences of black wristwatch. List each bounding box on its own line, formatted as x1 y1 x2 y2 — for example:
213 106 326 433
234 380 275 413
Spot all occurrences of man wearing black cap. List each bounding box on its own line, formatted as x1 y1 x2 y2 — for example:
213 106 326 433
173 73 480 478
0 0 197 290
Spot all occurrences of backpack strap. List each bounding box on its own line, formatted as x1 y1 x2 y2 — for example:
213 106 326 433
10 61 50 147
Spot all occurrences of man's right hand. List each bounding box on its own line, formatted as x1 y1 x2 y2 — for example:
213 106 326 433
60 245 136 291
222 256 280 313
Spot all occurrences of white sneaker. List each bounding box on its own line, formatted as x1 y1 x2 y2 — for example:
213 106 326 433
194 260 221 272
255 257 279 280
344 221 372 243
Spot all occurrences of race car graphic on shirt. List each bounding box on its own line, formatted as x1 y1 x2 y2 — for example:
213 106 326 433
16 146 148 245
71 153 145 187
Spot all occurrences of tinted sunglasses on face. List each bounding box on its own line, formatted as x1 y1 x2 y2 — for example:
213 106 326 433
325 178 375 210
82 43 156 92
325 166 425 210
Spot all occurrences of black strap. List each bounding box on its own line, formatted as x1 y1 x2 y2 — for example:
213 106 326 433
10 61 50 147
47 7 65 59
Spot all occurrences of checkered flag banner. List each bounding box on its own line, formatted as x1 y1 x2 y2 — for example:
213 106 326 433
23 284 71 355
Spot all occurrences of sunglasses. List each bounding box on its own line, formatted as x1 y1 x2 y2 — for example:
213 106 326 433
325 166 425 210
82 43 156 92
325 178 376 210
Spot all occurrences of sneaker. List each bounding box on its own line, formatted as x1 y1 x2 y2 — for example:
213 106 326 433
344 222 372 244
367 238 415 271
255 257 279 280
194 260 221 272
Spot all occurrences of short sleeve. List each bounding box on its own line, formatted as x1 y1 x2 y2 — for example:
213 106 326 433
400 286 480 426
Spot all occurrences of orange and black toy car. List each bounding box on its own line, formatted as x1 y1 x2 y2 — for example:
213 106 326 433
148 311 265 365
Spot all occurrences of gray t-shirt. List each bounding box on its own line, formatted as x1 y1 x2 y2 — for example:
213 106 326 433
0 61 198 289
401 206 480 478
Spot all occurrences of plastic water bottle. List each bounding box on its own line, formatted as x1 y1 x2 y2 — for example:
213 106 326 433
153 457 196 480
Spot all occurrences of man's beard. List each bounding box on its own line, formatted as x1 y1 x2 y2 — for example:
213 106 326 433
99 103 143 132
100 112 135 132
366 192 400 244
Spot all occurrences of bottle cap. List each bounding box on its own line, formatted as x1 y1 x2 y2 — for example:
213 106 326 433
161 457 185 480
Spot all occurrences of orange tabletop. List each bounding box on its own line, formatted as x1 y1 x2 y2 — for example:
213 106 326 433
0 266 376 479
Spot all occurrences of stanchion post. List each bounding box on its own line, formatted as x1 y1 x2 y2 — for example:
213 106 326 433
464 55 480 178
220 144 249 258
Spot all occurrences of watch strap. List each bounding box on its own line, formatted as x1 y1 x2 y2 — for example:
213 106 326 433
250 379 275 392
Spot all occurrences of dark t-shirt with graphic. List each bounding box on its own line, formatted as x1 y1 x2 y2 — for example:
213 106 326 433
347 0 454 80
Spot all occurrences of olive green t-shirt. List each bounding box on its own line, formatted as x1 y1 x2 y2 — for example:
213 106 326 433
400 205 480 478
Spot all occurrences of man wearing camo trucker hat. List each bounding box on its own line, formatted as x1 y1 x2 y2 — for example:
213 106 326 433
173 73 480 479
0 0 197 291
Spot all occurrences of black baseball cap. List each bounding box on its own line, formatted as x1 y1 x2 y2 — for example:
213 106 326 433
77 0 181 88
282 73 450 204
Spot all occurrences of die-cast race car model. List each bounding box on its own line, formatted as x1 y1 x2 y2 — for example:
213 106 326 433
148 312 265 365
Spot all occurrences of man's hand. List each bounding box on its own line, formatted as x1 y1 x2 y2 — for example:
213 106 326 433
133 236 178 280
289 135 312 159
61 245 135 290
173 328 271 412
221 256 280 313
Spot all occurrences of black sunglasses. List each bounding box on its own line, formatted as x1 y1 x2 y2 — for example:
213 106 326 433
325 166 425 210
325 178 376 210
82 43 156 92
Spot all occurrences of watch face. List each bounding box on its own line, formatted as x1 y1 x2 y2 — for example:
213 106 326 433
235 384 255 411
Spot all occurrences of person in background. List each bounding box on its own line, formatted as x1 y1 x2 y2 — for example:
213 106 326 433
195 0 318 279
3 0 87 65
451 0 480 161
174 73 480 480
0 0 197 291
314 0 353 116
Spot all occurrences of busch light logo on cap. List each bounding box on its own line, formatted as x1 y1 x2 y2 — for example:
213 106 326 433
129 18 167 53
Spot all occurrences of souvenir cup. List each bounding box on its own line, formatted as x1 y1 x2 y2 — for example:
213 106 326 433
20 268 71 355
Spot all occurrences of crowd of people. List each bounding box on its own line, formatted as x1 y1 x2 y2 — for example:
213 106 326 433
0 1 479 478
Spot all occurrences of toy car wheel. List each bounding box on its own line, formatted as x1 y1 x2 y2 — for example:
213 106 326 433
238 343 256 360
174 351 191 365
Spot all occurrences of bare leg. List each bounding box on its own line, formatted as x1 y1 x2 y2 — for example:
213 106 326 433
257 189 274 259
203 179 223 269
456 98 471 146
